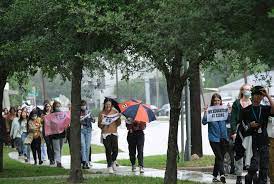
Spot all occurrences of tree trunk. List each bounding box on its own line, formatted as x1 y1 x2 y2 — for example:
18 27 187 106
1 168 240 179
68 61 84 183
189 63 203 157
164 78 183 184
0 71 8 172
164 50 185 184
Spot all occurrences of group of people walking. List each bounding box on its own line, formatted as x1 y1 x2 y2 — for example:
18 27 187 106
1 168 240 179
203 85 274 184
2 97 146 174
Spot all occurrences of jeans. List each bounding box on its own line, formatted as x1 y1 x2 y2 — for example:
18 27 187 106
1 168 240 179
103 134 118 167
14 137 22 156
52 138 64 163
21 132 30 159
81 127 92 163
210 141 226 177
127 130 144 167
41 143 47 161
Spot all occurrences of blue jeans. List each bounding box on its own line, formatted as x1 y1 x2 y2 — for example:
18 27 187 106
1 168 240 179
81 127 92 162
21 132 30 159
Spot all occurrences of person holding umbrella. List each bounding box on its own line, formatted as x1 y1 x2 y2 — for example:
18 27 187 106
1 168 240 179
98 98 121 174
126 118 146 173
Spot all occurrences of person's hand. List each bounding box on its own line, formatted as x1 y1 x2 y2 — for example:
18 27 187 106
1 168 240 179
260 88 268 97
231 133 236 140
203 105 208 113
250 121 260 128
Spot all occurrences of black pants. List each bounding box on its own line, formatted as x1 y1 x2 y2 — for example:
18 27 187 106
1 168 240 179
246 144 269 184
210 141 226 177
127 130 145 167
31 137 41 163
103 134 118 167
44 136 54 162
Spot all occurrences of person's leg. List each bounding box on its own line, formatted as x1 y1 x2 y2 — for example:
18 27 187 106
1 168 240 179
52 139 61 164
245 147 259 184
137 131 145 167
41 143 47 161
45 136 54 163
36 137 42 164
111 135 118 163
103 136 112 167
210 142 222 178
81 129 87 163
127 132 137 166
258 145 269 184
85 128 91 165
31 140 37 164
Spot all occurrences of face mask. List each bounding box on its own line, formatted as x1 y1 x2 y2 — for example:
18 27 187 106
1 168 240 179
81 106 86 110
55 108 61 112
31 115 37 120
243 90 251 98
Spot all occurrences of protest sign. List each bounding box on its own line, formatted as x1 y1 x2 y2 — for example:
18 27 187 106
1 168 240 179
102 113 120 125
206 105 228 122
44 111 70 136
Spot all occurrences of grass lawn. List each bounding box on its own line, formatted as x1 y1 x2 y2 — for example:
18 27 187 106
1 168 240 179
0 147 69 178
0 176 203 184
97 155 214 169
62 143 107 155
62 143 123 155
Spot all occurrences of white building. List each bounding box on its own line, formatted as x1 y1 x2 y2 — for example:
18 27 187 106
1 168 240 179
218 70 274 100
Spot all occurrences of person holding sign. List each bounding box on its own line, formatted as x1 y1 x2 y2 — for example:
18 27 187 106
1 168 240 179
202 93 230 184
98 98 121 174
235 86 274 184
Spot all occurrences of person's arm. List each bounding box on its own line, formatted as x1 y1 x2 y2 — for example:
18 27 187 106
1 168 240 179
201 105 208 125
116 117 121 127
98 112 104 129
10 119 15 138
230 100 239 135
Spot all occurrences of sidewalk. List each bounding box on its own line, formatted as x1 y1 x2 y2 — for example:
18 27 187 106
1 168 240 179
9 152 238 184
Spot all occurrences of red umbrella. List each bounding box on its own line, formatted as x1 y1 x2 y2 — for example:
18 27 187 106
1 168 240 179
118 100 156 123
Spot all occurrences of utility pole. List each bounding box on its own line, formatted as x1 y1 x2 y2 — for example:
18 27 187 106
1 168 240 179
116 64 119 99
184 61 191 161
41 71 47 102
180 89 185 163
145 78 151 104
156 70 160 107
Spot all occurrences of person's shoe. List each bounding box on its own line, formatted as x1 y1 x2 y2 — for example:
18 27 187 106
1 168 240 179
220 175 226 183
50 160 55 165
88 161 93 167
131 165 136 172
39 160 43 165
112 162 117 171
82 162 90 169
139 166 144 174
34 160 37 165
236 176 242 184
212 177 220 182
25 158 29 163
108 167 114 174
57 162 62 168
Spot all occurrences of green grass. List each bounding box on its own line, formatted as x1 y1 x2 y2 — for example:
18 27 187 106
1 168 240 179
97 155 214 169
62 143 123 155
0 147 69 178
0 176 202 184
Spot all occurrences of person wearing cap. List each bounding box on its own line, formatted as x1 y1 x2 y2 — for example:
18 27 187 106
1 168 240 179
235 86 274 184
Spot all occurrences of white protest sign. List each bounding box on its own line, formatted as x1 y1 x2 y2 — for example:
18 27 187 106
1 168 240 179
206 105 229 122
267 117 274 138
102 113 120 125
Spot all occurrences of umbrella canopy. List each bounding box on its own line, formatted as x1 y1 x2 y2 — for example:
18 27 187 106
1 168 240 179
118 100 156 123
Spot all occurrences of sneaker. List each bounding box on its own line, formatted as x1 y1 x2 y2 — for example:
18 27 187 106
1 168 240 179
112 162 117 171
89 161 93 167
50 160 55 165
131 165 136 172
39 160 43 165
25 158 29 163
82 162 90 169
108 167 114 174
212 177 220 182
57 162 62 168
220 175 226 183
139 166 144 173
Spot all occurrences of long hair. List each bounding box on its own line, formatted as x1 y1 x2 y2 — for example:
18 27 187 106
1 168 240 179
238 84 251 99
210 93 222 106
19 108 28 124
52 101 61 112
103 98 112 111
43 103 52 115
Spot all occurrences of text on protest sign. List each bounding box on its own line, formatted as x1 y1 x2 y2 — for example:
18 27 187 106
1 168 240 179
206 105 229 122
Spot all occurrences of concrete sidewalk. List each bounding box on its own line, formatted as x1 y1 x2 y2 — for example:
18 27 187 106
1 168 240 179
9 152 239 184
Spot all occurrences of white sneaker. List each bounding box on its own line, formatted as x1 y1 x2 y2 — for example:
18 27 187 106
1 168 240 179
139 166 144 173
132 165 136 172
112 162 117 171
108 167 114 174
